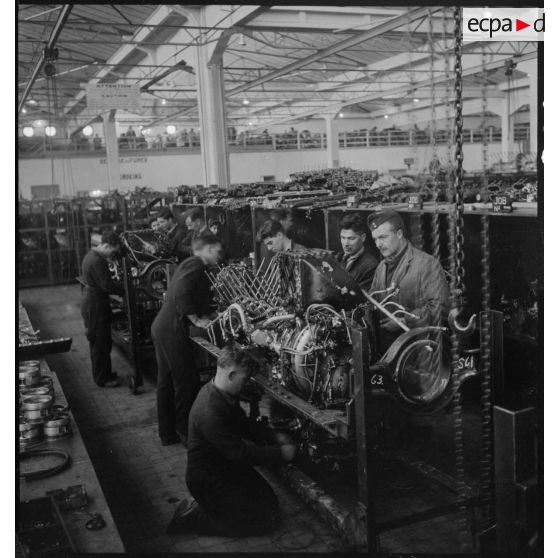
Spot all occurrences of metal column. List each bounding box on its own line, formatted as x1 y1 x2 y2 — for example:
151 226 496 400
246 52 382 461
122 256 143 393
351 326 380 553
324 114 340 169
193 13 230 189
102 110 120 192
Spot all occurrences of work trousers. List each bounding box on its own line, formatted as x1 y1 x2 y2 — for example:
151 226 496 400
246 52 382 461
81 292 113 386
186 466 279 536
153 332 200 441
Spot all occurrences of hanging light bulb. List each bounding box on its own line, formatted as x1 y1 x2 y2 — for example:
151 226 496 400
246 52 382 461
82 125 93 136
166 125 177 135
161 99 167 105
23 126 34 137
339 112 344 118
22 108 27 114
242 99 250 105
384 114 389 119
45 125 56 136
413 98 420 103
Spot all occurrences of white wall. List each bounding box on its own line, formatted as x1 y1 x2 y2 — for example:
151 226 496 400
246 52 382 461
18 141 524 199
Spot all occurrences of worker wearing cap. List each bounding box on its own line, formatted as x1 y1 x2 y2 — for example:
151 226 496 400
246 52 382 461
368 209 450 351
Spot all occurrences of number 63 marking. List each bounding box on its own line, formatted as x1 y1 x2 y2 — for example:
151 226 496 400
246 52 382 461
370 374 384 386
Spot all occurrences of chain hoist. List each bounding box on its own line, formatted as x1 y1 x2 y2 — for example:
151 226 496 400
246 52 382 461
443 9 453 188
407 7 423 250
428 8 441 261
449 7 472 552
479 42 494 531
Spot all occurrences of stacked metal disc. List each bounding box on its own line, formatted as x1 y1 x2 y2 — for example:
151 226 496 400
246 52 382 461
18 361 71 449
43 411 72 439
18 360 41 388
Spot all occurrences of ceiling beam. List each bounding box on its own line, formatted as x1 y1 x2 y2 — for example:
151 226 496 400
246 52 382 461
62 5 173 116
18 4 73 114
227 7 433 97
250 50 537 130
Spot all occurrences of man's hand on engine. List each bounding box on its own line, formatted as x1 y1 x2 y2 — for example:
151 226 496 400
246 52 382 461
275 432 296 462
274 432 294 446
279 443 297 462
196 318 212 329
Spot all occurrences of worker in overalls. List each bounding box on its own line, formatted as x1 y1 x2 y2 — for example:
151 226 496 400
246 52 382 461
151 232 221 446
80 231 124 387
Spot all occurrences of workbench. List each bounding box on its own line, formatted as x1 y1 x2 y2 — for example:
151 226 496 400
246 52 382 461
18 303 125 553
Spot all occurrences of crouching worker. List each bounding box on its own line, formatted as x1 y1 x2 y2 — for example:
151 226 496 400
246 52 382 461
167 345 296 536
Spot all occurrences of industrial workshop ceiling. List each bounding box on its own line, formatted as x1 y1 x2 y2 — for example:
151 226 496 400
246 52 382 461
18 5 537 133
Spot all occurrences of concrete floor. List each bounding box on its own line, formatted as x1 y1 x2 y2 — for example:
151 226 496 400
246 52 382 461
20 285 349 553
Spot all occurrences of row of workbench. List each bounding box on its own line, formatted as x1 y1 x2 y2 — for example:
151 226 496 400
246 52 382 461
18 302 125 554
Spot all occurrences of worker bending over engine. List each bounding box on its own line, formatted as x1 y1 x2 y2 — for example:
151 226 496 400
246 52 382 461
167 345 296 536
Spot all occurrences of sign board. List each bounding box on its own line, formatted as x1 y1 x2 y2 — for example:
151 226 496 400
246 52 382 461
86 84 140 110
492 194 514 213
407 194 423 210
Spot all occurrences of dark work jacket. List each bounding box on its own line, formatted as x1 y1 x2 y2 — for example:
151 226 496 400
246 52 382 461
151 255 214 344
336 249 379 292
187 381 283 480
370 240 450 324
369 242 450 353
81 250 123 312
166 224 189 262
172 225 209 262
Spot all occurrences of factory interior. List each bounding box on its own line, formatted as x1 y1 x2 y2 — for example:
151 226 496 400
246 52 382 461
17 4 543 556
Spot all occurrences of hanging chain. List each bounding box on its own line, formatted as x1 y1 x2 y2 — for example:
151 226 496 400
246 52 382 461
407 7 423 251
452 12 466 304
479 43 494 530
429 8 441 260
449 7 472 552
443 9 453 180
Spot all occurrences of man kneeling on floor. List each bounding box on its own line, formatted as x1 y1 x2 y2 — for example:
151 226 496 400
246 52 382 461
167 345 296 536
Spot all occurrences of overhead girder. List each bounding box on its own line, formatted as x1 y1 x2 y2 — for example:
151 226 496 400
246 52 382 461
62 5 174 116
20 5 539 141
18 4 73 113
240 6 405 34
227 7 435 97
244 47 537 130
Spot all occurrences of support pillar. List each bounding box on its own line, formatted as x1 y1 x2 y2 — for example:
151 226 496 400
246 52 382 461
324 114 340 168
102 110 120 191
529 70 537 155
500 93 512 161
193 15 230 188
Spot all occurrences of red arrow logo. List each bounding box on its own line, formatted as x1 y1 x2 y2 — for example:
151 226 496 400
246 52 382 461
516 18 530 31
